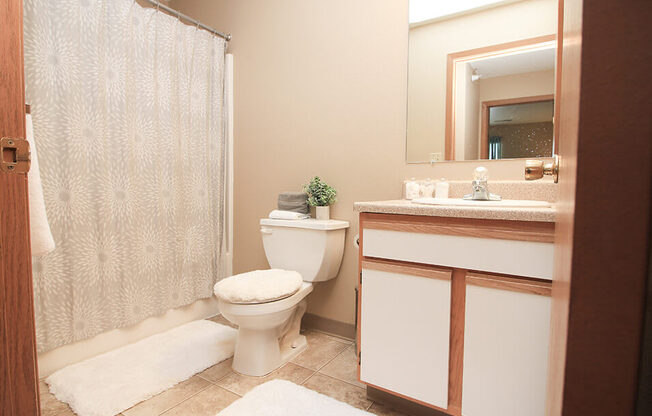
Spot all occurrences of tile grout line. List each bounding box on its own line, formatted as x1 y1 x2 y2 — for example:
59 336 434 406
155 382 224 416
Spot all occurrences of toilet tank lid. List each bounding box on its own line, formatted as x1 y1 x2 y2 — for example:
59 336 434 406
260 218 349 230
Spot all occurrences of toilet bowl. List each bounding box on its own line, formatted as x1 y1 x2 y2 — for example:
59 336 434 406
215 218 349 376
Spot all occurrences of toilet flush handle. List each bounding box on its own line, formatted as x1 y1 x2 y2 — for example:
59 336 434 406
260 227 273 234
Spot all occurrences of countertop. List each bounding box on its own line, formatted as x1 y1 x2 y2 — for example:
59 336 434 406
353 199 555 222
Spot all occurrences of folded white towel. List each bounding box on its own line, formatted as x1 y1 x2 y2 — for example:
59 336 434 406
268 210 310 220
26 114 55 256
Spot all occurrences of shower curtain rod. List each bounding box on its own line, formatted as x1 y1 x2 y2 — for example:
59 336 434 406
142 0 231 41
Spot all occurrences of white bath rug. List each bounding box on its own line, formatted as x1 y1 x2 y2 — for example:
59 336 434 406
217 379 373 416
46 320 237 416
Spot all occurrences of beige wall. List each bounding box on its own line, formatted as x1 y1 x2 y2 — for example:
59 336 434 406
172 0 555 326
454 62 481 160
478 69 555 104
406 0 557 162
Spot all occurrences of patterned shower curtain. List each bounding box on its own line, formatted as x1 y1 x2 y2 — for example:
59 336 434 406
24 0 227 352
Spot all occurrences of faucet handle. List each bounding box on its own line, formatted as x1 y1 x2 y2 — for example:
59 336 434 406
525 155 559 183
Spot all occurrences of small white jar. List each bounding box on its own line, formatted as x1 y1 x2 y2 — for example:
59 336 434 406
435 178 450 199
419 178 435 198
404 178 420 200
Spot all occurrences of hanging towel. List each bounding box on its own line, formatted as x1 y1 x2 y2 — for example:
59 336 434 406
26 114 55 256
268 210 310 220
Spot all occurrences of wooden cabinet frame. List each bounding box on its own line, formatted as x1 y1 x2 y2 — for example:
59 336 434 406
357 212 554 416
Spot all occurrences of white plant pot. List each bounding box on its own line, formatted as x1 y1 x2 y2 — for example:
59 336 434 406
316 206 330 220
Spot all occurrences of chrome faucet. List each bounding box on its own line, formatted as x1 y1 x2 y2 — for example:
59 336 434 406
463 167 501 201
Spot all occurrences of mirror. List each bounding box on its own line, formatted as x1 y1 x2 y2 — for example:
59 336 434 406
406 0 559 163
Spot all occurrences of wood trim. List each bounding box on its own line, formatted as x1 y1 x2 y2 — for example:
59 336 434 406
364 381 451 414
356 213 364 382
481 94 555 108
361 212 555 243
448 35 557 62
480 94 555 159
480 101 489 159
444 35 556 160
362 258 452 281
367 385 449 416
0 0 41 414
553 0 564 153
447 269 466 416
466 271 552 297
444 53 456 160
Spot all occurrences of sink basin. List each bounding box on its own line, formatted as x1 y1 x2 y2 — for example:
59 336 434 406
411 197 552 208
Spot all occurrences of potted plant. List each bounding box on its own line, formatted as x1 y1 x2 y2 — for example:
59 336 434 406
303 176 337 220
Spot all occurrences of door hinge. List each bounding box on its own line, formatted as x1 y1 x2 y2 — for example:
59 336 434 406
1 137 30 173
358 351 361 365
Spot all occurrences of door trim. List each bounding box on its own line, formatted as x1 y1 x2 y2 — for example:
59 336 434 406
479 94 555 159
0 0 41 414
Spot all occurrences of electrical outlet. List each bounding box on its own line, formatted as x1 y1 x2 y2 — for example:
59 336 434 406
429 152 443 163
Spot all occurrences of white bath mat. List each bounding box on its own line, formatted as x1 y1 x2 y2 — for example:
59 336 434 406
217 379 373 416
46 320 237 416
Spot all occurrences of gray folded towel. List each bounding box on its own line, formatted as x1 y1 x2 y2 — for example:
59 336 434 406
278 192 309 214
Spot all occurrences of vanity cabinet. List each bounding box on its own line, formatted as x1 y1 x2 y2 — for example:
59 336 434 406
357 212 554 416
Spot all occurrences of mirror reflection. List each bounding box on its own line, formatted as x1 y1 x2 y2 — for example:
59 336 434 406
406 0 558 163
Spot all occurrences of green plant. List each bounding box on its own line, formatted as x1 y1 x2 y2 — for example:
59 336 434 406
303 176 337 207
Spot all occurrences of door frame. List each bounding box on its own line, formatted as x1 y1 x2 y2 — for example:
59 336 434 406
0 0 41 414
444 34 557 160
479 94 555 159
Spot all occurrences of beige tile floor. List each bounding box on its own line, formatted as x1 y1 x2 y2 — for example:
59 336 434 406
40 315 409 416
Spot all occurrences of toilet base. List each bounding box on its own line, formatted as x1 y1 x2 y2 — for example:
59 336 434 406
231 299 308 377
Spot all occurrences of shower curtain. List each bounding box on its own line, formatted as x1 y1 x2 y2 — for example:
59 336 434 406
24 0 227 352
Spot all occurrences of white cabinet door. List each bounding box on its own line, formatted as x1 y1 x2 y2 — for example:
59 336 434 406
360 265 451 409
462 278 551 416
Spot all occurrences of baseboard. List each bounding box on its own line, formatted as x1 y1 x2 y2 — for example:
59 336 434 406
367 386 448 416
38 297 220 377
301 313 356 340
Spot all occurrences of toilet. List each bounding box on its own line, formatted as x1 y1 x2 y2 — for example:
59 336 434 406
214 217 349 376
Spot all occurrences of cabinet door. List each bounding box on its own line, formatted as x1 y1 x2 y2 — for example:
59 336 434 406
462 273 551 416
360 262 451 409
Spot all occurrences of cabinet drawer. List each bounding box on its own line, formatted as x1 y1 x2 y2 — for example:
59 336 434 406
362 228 554 280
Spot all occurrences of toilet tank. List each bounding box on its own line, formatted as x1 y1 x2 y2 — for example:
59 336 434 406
260 218 349 282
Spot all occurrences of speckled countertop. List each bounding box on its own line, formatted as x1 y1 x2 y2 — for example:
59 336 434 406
354 199 556 222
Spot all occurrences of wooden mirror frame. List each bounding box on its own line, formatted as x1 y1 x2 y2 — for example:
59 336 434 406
444 34 559 160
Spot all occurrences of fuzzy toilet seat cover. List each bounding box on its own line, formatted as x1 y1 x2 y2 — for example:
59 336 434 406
214 269 303 304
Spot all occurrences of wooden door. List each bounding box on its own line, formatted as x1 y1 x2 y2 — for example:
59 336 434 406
0 0 41 414
547 0 651 414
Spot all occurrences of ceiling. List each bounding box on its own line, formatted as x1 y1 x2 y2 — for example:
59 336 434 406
470 47 556 79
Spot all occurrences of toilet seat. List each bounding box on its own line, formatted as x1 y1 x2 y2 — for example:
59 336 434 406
214 269 303 304
218 282 313 316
